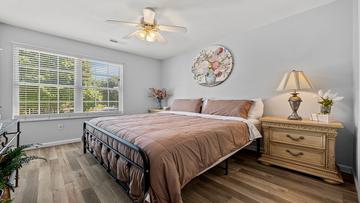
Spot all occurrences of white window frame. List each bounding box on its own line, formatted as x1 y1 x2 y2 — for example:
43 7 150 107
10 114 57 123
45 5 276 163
12 46 124 121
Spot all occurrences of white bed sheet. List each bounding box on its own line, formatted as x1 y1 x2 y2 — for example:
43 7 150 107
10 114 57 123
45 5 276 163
248 118 261 125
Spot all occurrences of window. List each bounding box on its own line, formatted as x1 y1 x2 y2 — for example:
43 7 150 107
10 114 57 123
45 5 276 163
81 60 121 112
13 47 123 119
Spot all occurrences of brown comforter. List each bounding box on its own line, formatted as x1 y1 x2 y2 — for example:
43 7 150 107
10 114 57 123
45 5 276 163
86 113 250 203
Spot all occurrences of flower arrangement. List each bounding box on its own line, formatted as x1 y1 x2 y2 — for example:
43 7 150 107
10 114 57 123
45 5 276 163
149 88 168 109
192 46 233 86
315 89 344 114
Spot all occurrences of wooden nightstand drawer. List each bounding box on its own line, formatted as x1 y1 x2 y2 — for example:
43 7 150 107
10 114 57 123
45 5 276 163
270 143 325 167
270 129 324 149
259 116 344 184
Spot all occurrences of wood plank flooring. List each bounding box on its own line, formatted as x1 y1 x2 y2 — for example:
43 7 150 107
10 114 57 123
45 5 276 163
14 142 357 203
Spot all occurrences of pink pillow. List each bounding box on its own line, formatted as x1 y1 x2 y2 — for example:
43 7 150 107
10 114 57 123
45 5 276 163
202 99 254 118
171 99 203 113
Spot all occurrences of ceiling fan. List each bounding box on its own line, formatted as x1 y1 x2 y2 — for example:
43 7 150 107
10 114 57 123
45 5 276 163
106 7 187 43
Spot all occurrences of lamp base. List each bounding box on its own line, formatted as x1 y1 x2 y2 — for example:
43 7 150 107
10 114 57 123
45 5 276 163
288 92 302 120
288 112 302 120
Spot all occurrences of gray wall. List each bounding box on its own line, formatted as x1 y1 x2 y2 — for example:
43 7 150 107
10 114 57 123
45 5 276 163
0 23 161 144
161 0 354 168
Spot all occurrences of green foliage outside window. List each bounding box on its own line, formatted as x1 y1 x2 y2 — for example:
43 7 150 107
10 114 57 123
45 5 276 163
17 49 120 115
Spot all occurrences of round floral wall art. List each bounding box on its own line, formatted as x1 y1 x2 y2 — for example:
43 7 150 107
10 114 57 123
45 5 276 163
192 45 233 87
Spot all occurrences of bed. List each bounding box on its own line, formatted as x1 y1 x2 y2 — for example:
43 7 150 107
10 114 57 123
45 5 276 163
83 111 262 203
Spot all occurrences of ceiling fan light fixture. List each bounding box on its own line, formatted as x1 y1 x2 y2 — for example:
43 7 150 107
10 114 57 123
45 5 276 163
107 7 186 43
146 31 156 42
136 30 147 40
134 29 158 42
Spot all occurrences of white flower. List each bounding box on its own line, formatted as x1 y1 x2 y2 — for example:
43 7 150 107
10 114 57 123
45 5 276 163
314 89 323 101
322 89 332 99
316 89 344 103
318 89 324 97
328 92 338 100
333 96 344 102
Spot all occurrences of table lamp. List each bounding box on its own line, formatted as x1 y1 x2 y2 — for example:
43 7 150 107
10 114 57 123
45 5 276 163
277 70 313 120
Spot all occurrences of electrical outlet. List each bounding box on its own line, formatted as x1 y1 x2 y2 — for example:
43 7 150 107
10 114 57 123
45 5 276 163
58 124 64 130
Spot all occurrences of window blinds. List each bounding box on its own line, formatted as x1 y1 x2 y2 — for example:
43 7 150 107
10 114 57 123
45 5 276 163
13 47 123 119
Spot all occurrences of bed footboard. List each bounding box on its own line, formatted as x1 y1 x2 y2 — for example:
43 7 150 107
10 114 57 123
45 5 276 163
82 121 150 201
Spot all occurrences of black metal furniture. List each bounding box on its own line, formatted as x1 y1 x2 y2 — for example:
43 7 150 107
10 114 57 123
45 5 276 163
0 119 21 187
83 121 150 201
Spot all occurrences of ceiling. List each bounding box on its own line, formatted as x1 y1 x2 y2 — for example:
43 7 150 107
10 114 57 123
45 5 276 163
0 0 336 59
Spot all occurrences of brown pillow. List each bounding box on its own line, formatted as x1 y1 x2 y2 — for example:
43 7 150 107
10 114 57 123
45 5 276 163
171 99 203 113
201 99 254 118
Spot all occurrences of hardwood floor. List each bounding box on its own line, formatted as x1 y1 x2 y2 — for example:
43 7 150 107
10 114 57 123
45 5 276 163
14 142 357 203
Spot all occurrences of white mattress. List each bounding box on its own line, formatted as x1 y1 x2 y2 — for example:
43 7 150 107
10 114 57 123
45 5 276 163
248 118 261 125
248 118 261 132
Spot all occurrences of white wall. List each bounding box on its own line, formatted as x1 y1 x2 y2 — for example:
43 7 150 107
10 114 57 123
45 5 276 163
0 23 161 145
353 0 360 192
161 0 354 168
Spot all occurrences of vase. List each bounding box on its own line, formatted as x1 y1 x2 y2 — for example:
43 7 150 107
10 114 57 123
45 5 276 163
0 187 10 201
157 98 163 109
320 105 331 114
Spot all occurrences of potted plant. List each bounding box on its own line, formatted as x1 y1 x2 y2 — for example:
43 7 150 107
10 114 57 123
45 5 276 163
0 145 45 202
149 88 168 109
315 89 344 114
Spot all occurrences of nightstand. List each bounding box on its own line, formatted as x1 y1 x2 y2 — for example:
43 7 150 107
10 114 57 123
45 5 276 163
148 108 168 113
258 116 344 184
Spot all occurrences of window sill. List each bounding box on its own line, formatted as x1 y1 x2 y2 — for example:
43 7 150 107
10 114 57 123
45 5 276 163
14 112 124 122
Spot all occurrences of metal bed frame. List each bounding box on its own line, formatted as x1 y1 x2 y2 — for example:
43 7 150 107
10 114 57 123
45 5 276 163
82 121 150 200
82 121 261 201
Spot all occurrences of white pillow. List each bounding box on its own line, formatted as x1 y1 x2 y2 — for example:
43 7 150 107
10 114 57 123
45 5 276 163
248 98 264 119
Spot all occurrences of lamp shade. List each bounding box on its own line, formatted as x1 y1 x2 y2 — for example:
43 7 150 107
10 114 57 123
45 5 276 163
277 70 313 92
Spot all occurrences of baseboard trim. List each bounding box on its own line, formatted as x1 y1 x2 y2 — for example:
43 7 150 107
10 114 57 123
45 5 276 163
338 164 353 174
353 173 359 200
26 138 81 150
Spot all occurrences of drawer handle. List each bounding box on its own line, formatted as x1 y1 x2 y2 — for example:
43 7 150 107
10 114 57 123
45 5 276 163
286 134 304 141
286 149 304 157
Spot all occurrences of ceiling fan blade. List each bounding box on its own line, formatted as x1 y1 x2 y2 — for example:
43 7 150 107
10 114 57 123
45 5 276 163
143 7 156 25
154 32 167 43
123 31 139 39
158 24 187 33
106 20 139 27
